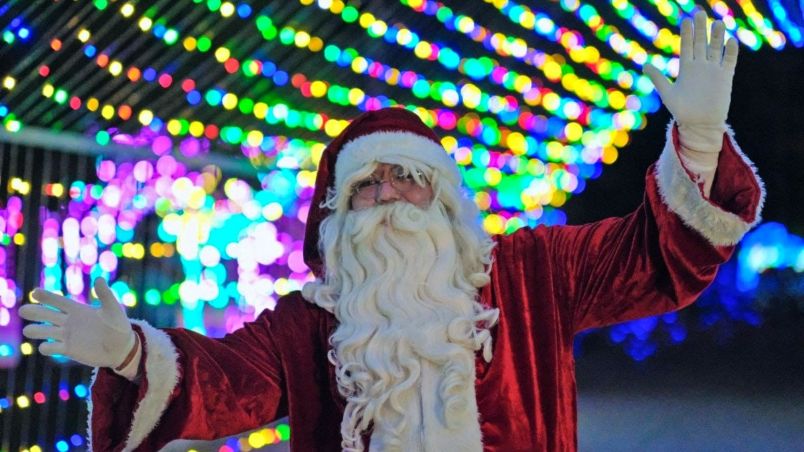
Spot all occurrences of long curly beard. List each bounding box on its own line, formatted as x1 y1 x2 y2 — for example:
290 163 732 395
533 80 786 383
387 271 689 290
303 201 498 451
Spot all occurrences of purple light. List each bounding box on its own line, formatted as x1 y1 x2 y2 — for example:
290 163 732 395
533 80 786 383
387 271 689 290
152 136 172 156
179 137 201 157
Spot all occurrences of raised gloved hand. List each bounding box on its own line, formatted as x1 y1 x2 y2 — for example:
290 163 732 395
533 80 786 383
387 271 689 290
18 278 140 375
644 10 739 195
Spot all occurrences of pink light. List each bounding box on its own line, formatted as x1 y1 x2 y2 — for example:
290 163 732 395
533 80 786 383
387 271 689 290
97 160 116 182
156 155 178 176
98 250 118 272
133 161 154 183
152 136 172 156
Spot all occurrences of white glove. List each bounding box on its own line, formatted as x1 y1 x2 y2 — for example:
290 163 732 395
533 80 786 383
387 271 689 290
644 11 739 196
19 278 140 377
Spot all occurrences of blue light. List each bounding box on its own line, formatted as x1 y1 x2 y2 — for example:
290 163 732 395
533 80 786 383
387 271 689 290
0 398 9 409
272 70 288 86
261 61 276 77
56 440 69 452
70 434 84 446
187 90 202 105
84 45 96 57
237 3 252 18
143 67 157 82
0 344 13 357
17 27 30 39
0 105 7 116
74 384 88 398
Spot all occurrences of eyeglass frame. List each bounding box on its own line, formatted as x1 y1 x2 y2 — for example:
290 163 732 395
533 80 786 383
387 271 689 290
349 164 431 206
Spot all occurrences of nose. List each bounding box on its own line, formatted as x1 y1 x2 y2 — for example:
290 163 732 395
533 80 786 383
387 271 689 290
375 180 401 204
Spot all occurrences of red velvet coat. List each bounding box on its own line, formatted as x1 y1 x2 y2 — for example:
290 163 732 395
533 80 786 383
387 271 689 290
88 126 763 451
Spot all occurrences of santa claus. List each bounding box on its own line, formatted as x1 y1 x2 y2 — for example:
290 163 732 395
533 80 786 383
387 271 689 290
19 11 763 452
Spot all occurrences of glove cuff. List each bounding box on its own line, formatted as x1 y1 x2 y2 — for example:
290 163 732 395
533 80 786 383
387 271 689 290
114 330 140 372
677 123 726 153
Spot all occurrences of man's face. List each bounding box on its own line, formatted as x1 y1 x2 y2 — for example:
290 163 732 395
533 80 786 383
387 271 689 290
349 162 434 210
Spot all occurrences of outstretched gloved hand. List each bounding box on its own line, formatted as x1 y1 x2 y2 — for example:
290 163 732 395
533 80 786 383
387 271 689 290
18 278 140 376
644 10 739 195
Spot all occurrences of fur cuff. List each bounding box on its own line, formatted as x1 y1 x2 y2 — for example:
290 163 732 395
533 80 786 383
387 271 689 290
655 121 764 246
88 320 180 451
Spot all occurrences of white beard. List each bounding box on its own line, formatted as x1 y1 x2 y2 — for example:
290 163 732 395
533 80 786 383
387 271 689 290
303 201 498 451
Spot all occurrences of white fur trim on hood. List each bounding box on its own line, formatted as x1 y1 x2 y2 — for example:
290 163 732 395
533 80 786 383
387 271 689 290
655 121 765 246
334 130 460 191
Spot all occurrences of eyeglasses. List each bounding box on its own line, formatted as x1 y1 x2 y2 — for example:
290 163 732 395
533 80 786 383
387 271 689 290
350 165 429 202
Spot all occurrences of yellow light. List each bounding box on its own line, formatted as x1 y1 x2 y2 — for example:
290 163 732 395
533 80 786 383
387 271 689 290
543 61 562 82
246 130 263 147
87 97 99 111
13 233 25 245
308 36 324 52
167 119 182 136
49 183 64 197
16 395 30 409
138 109 153 125
221 93 238 110
370 20 388 36
506 132 527 155
550 190 566 207
138 17 152 31
134 243 145 259
542 92 560 112
347 87 365 105
183 37 197 51
214 47 230 63
248 431 266 448
564 122 583 142
475 192 491 210
189 121 204 137
253 102 268 119
513 75 532 93
350 56 368 74
120 3 135 17
602 146 619 164
613 130 630 147
324 118 346 137
220 2 235 17
3 76 16 90
330 0 345 14
294 31 311 48
108 61 123 76
310 80 327 98
150 242 163 257
42 83 54 98
21 342 34 355
608 90 626 110
101 105 115 120
262 202 283 221
414 41 432 59
484 167 502 186
359 12 375 29
483 214 505 234
122 292 137 307
77 29 91 43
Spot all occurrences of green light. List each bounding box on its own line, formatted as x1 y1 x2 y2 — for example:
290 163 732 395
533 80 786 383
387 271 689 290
412 79 430 99
95 130 111 145
342 6 358 23
196 36 212 52
207 0 221 12
256 16 272 31
436 6 453 22
6 120 21 133
276 424 291 440
238 98 254 114
323 45 340 62
144 289 161 306
279 27 295 45
205 89 222 106
93 0 108 10
2 31 14 44
54 89 68 104
164 29 179 45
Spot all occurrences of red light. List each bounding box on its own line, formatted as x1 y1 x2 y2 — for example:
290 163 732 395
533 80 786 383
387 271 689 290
291 73 306 88
97 54 109 68
39 65 50 77
34 392 46 404
69 96 82 110
224 58 240 74
181 79 195 92
158 73 173 88
204 124 219 139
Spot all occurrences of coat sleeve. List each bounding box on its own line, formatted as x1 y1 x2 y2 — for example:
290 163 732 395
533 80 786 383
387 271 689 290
504 122 764 335
87 304 287 452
